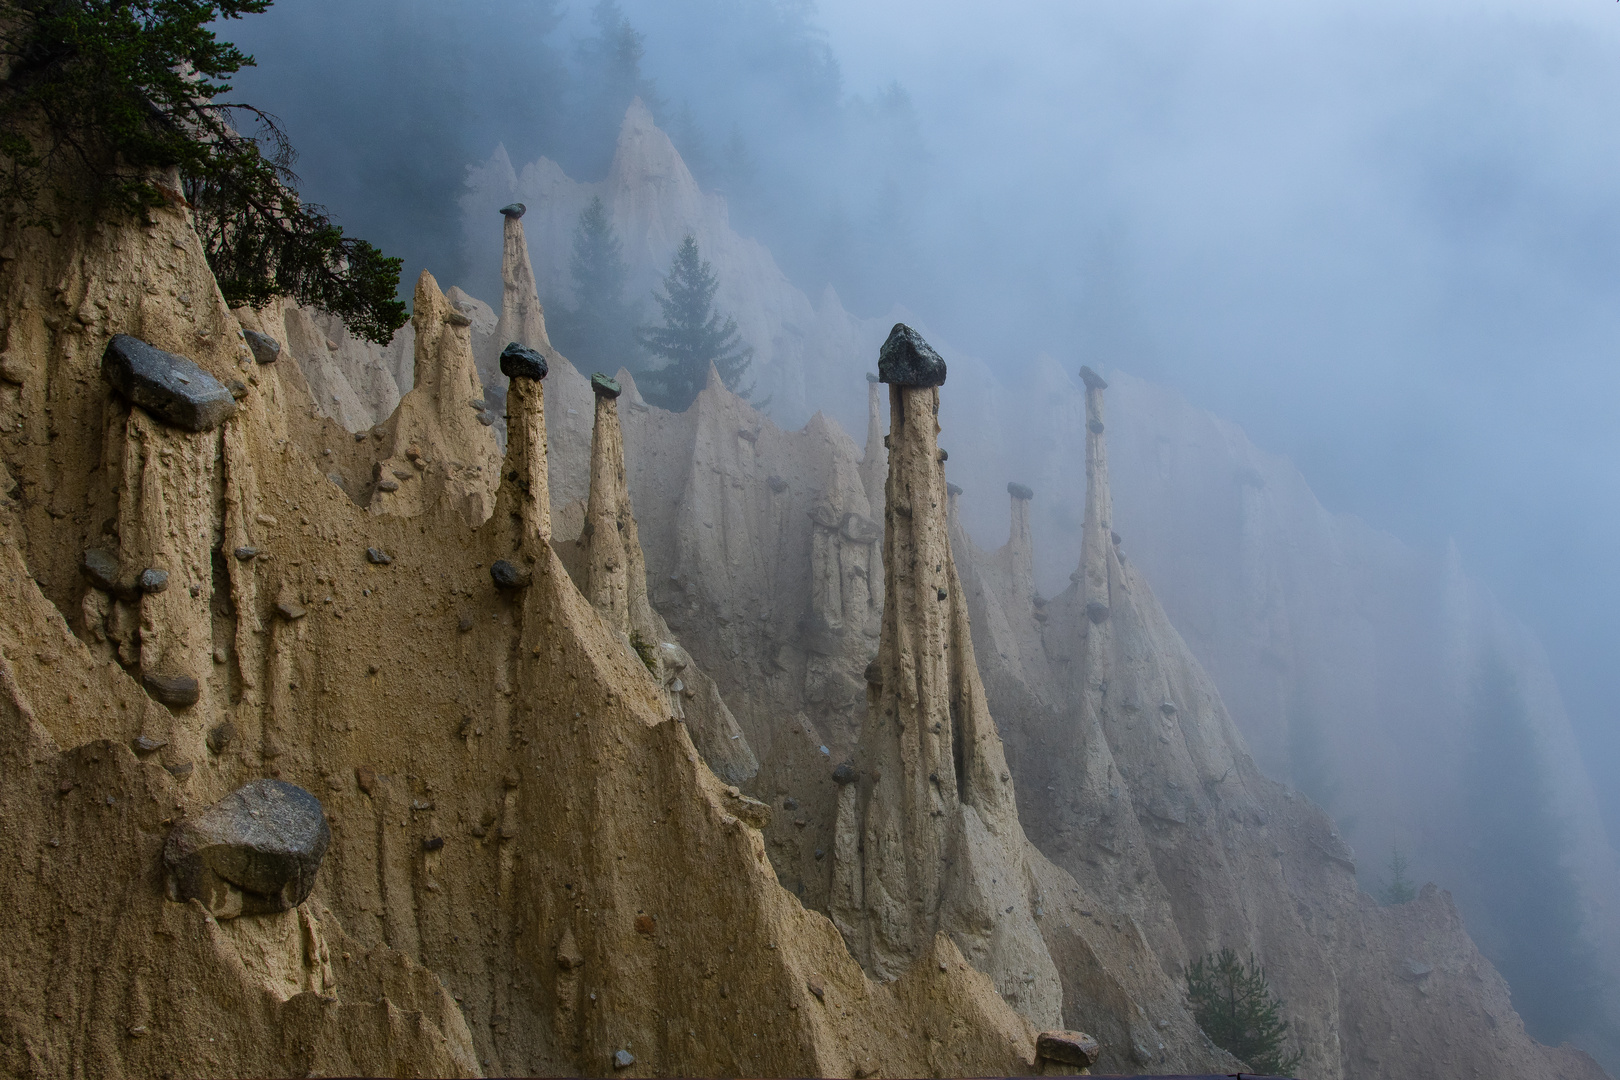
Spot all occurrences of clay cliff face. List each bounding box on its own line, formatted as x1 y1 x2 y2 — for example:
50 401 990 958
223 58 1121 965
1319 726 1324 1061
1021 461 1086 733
0 181 1086 1078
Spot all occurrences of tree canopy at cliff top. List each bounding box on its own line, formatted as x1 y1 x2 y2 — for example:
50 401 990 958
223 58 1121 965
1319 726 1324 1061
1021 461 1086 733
0 0 406 343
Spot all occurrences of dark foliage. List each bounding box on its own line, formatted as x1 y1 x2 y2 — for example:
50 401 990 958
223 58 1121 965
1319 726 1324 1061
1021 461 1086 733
636 233 752 411
1186 948 1302 1076
548 195 644 374
1378 845 1418 905
0 0 405 342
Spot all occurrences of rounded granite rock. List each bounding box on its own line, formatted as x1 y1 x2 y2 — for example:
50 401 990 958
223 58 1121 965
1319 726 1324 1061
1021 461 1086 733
877 323 947 388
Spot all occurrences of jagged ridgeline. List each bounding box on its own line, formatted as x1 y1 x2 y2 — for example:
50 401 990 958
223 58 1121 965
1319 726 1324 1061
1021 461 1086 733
0 18 1613 1079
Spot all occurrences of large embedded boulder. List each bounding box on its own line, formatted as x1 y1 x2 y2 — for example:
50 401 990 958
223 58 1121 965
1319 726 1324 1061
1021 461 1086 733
162 779 331 918
102 334 238 432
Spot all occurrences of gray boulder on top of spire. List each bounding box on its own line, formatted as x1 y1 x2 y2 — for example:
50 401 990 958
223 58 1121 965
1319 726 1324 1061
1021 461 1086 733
877 323 947 388
591 372 622 399
1008 482 1034 501
499 342 548 381
1079 365 1108 391
499 202 526 218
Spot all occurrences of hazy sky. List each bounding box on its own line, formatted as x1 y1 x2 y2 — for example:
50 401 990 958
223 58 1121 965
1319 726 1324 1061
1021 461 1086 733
227 0 1620 834
788 0 1620 832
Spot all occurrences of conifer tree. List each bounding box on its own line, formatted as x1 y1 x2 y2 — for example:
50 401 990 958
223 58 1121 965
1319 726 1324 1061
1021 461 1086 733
637 233 753 411
1378 845 1418 905
1186 949 1302 1076
549 196 642 373
0 0 406 342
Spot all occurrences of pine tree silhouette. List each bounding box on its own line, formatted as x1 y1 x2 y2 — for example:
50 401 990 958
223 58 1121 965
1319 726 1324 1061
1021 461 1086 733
1186 949 1302 1076
637 234 754 411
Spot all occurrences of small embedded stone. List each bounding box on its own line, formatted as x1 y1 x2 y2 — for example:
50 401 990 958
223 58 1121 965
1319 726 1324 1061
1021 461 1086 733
162 778 330 918
139 567 170 593
142 672 199 708
165 761 194 780
80 548 120 592
458 615 474 632
232 546 259 561
590 372 621 399
499 342 548 381
613 1050 635 1070
243 330 281 365
807 976 825 1001
275 599 307 621
355 766 376 795
1088 420 1104 434
131 734 166 754
937 449 948 462
423 836 444 852
206 721 236 755
1007 482 1034 501
1086 601 1110 625
365 547 392 565
864 659 882 686
635 913 656 935
1079 365 1108 391
877 323 947 388
443 309 472 328
832 762 856 786
227 379 248 400
937 588 947 601
500 203 527 219
490 559 531 591
102 335 238 432
1036 1030 1100 1068
767 475 788 494
737 427 757 443
375 478 400 492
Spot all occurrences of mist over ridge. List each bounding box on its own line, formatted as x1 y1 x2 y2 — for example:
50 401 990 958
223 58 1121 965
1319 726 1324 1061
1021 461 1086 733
221 0 1620 1053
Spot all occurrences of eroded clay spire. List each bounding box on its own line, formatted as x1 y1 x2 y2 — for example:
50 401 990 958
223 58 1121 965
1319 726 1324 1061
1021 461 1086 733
492 342 550 548
859 371 886 509
1079 366 1112 624
369 271 501 524
494 203 550 352
581 373 654 641
831 323 1061 1027
1005 482 1035 601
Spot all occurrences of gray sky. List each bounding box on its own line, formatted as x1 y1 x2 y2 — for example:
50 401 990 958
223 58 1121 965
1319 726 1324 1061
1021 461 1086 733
225 0 1620 836
797 0 1620 834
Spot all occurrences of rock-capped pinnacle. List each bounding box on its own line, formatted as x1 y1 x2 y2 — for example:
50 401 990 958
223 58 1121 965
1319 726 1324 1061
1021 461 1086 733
831 352 1061 1028
494 343 552 547
499 202 526 219
494 202 552 368
1080 370 1113 625
877 323 947 388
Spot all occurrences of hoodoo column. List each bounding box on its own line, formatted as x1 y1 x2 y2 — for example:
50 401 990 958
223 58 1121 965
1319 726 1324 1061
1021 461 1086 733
831 323 1062 1027
495 342 551 548
1079 365 1113 625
